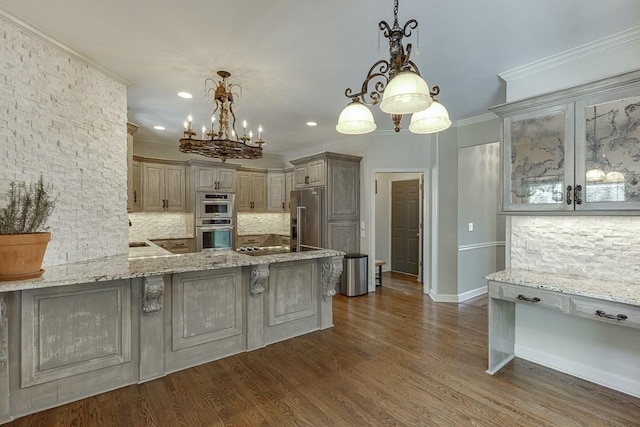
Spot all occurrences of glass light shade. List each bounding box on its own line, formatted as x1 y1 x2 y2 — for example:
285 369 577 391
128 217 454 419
336 101 377 135
605 171 625 183
586 168 605 182
380 71 432 114
408 100 452 134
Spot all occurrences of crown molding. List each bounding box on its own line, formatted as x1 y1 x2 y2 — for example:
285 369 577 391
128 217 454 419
453 112 498 128
0 8 132 86
126 122 139 135
499 26 640 82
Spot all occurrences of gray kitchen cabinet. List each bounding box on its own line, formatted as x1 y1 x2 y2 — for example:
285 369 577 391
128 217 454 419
130 160 142 212
491 69 640 213
142 162 186 212
192 163 236 192
165 268 245 373
293 159 325 188
267 171 286 211
291 152 362 252
10 281 136 417
327 157 360 220
327 220 360 254
237 169 267 212
126 123 139 212
285 169 294 210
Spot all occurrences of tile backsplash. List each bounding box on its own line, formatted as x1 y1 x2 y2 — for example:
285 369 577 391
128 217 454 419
237 213 290 236
510 216 640 283
128 212 194 240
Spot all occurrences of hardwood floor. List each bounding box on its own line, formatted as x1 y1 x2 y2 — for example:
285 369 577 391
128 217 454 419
8 271 640 426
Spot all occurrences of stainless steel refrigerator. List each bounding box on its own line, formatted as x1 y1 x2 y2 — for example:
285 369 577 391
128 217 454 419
290 187 324 252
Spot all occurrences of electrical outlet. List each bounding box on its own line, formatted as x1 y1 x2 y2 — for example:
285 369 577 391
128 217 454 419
468 223 474 232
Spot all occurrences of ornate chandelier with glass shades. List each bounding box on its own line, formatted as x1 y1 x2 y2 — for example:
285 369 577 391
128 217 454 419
180 70 265 162
336 0 451 135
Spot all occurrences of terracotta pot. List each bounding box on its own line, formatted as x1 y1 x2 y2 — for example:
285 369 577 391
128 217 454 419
0 232 51 281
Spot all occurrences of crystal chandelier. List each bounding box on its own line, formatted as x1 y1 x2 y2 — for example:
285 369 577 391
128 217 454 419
180 70 265 162
336 0 451 135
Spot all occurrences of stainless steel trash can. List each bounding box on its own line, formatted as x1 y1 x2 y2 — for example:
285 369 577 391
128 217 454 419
341 253 368 296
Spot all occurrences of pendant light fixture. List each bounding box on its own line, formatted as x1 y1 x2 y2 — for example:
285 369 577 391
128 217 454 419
336 0 450 135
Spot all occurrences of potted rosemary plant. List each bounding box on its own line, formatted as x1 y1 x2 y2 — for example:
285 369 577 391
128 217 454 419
0 175 56 281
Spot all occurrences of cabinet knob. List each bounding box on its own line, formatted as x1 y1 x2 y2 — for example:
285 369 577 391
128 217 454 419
305 176 309 184
133 191 137 204
566 185 572 205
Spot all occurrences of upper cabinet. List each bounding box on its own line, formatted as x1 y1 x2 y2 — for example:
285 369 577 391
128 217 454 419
293 159 325 188
266 169 294 212
491 70 640 213
192 163 237 193
141 162 187 212
237 169 267 212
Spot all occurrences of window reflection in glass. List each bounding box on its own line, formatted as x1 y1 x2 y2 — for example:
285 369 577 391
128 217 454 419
511 112 565 204
585 96 640 203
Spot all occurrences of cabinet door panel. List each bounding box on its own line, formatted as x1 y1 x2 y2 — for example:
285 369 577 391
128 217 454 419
131 161 142 212
576 91 640 210
142 163 165 211
285 171 294 209
196 167 216 192
307 160 325 186
294 166 308 188
165 165 186 211
327 220 359 253
327 158 359 220
252 172 267 212
267 173 286 211
236 171 253 212
217 168 236 192
503 104 574 212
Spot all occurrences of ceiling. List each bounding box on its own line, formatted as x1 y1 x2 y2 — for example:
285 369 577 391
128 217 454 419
1 0 639 156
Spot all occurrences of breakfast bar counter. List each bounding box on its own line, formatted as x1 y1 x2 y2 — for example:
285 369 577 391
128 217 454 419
0 249 344 423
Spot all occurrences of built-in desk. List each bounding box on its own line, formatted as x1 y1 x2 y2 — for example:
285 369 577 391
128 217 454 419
486 269 640 376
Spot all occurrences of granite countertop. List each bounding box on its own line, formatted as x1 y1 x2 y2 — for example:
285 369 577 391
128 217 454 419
0 249 345 293
128 240 173 259
486 269 640 306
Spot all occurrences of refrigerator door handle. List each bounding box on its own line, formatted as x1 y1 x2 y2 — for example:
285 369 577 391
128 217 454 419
296 206 306 253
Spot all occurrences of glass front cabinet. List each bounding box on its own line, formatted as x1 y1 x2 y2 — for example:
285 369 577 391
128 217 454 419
492 70 640 213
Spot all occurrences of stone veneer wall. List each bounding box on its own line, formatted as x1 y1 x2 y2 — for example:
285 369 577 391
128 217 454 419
128 212 193 240
237 213 290 235
0 15 128 266
510 216 640 283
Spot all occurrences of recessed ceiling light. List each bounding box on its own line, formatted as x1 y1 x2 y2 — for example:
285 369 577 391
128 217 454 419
306 121 318 127
153 125 165 130
178 92 193 99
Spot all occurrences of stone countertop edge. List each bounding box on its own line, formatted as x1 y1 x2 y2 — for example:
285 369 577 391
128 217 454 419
486 269 640 307
0 249 345 293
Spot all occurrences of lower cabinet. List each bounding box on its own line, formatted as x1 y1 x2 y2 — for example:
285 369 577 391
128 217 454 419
327 220 360 254
165 268 245 373
264 260 318 344
9 281 137 419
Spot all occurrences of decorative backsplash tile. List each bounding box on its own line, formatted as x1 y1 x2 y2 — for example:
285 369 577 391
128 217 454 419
237 213 290 236
128 212 193 240
510 216 640 283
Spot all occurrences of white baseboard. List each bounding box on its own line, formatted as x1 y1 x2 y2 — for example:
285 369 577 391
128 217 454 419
429 286 487 303
515 344 640 398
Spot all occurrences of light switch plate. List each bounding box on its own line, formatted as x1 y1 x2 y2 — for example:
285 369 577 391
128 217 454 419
468 223 474 232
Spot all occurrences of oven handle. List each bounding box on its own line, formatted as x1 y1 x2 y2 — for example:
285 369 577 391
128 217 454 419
197 226 234 232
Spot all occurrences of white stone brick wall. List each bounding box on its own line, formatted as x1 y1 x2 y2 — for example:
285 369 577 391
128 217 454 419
510 216 640 283
128 212 194 240
237 213 290 235
0 16 128 266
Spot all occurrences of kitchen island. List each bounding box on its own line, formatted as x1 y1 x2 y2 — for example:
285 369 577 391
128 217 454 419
0 248 344 423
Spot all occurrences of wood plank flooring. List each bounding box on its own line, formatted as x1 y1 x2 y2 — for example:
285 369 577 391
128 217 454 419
8 272 640 426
